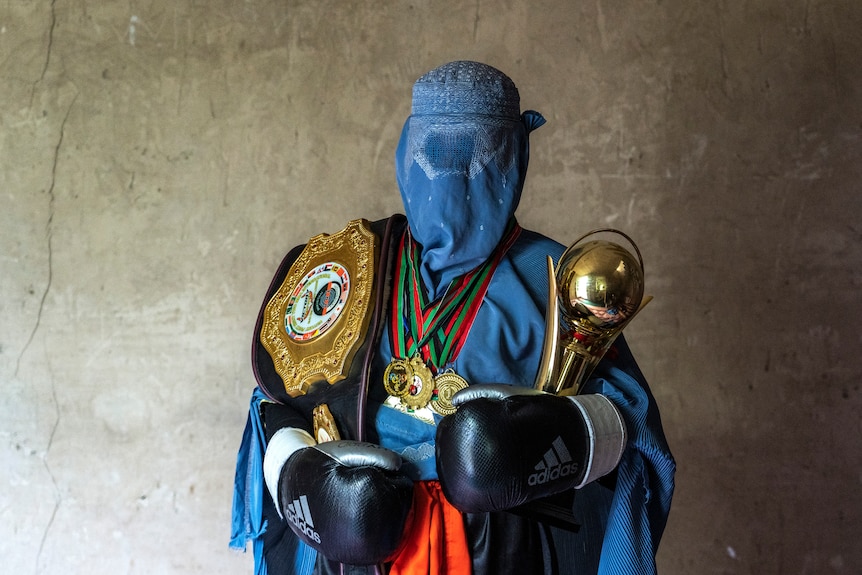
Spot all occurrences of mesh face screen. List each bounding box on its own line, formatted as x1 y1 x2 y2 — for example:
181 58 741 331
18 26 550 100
404 116 519 181
422 130 477 174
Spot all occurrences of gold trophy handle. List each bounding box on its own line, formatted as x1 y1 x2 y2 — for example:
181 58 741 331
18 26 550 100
534 256 560 394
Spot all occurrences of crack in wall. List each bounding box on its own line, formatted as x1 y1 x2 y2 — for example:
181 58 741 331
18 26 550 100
15 93 77 378
34 360 62 575
24 91 76 574
40 0 58 82
30 0 58 107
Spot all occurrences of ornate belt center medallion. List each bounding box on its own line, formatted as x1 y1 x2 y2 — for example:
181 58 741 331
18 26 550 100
285 262 351 342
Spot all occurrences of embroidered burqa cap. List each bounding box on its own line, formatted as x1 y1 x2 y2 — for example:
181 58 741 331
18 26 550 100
395 61 545 298
411 60 521 119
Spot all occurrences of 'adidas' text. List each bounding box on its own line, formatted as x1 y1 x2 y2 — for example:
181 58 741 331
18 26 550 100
286 494 322 544
528 436 579 486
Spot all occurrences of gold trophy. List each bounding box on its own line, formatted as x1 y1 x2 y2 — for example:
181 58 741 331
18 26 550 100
534 228 651 396
515 229 651 531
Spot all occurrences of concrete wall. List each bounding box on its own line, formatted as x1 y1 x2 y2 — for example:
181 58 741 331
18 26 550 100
2 1 860 573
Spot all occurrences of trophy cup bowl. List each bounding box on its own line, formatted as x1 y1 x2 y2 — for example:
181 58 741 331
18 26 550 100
535 229 650 396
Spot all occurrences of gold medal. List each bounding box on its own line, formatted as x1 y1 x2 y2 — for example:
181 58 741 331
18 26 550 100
430 370 469 415
402 355 435 409
383 358 413 398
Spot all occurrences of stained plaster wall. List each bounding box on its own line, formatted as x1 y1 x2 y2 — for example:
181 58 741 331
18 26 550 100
1 1 860 574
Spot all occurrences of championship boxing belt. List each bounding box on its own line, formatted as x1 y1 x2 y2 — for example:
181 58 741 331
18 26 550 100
252 215 407 439
259 218 379 397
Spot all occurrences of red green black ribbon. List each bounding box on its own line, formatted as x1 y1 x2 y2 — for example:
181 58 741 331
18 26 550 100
389 220 522 371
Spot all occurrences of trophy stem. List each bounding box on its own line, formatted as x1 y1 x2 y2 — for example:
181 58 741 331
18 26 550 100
555 336 617 395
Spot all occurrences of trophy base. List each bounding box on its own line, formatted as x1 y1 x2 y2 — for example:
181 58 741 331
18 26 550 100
509 490 580 533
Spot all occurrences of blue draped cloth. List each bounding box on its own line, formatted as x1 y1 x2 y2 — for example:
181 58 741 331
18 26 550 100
230 388 317 575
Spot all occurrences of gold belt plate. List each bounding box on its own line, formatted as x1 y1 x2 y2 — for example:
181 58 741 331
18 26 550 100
259 219 378 396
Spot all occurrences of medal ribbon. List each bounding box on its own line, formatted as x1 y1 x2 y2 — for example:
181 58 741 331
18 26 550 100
390 220 522 370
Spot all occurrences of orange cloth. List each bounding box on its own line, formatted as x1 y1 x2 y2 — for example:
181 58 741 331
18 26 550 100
390 481 471 575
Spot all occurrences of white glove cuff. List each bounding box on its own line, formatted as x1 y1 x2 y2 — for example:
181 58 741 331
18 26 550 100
263 427 316 517
568 394 627 488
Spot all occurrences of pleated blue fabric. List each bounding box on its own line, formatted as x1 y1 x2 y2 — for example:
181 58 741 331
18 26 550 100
231 387 317 575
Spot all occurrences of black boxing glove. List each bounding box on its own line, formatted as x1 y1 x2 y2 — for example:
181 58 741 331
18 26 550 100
435 385 626 514
270 433 414 565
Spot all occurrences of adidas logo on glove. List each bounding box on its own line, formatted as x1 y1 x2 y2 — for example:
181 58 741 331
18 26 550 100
528 436 579 486
286 494 322 544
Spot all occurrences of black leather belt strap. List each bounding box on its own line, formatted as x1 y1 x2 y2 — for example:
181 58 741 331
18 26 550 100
356 214 405 443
